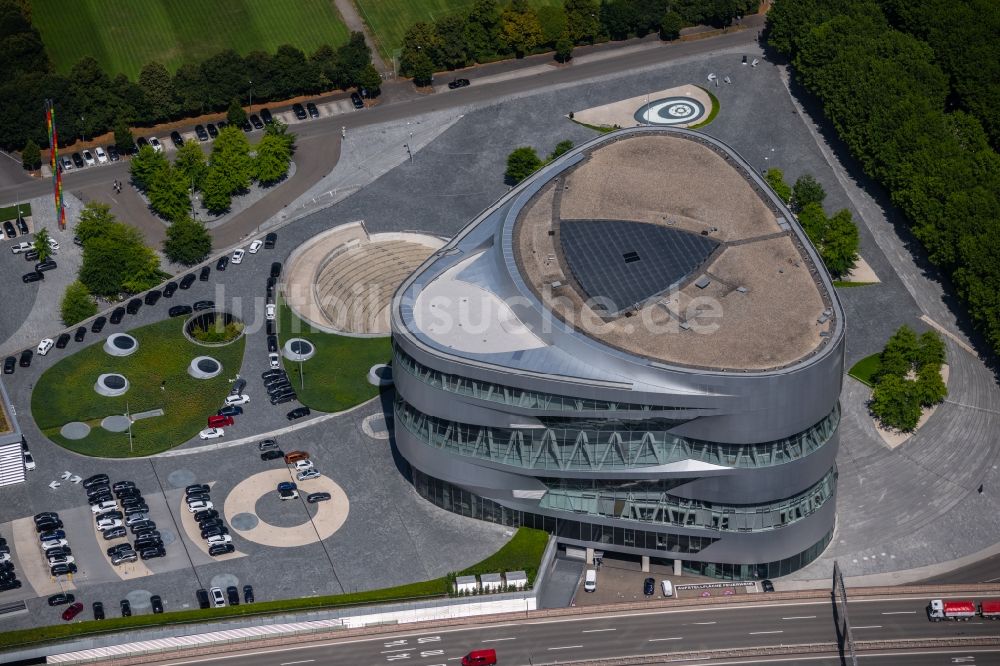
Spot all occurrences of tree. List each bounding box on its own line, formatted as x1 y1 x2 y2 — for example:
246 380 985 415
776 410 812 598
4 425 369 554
502 0 543 57
80 222 164 296
254 133 292 185
764 168 792 203
137 61 176 122
226 98 247 128
916 330 946 369
537 5 568 45
163 216 212 265
264 119 296 153
821 208 859 277
793 174 826 212
129 144 168 191
465 0 503 59
548 140 574 161
436 15 472 70
660 10 684 40
337 32 372 86
21 138 40 170
914 362 947 407
148 164 192 222
505 146 542 183
113 117 134 154
200 165 232 215
406 51 435 87
564 0 602 44
33 227 51 262
357 64 382 98
60 280 96 325
869 373 922 431
400 22 441 78
75 201 115 243
209 126 253 195
174 141 207 188
878 325 919 380
554 34 574 63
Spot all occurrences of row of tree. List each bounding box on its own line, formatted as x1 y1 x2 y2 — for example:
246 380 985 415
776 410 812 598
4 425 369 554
765 169 859 278
766 0 1000 357
869 325 947 431
399 0 756 83
0 0 377 152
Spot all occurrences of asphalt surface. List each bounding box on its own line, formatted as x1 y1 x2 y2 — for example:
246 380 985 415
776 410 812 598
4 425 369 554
145 597 1000 666
919 554 1000 585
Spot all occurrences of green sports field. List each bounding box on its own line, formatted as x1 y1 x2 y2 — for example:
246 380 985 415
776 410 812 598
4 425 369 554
32 0 350 79
354 0 560 61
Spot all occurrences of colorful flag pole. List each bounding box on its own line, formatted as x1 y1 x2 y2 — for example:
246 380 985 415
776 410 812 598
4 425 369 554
45 99 66 230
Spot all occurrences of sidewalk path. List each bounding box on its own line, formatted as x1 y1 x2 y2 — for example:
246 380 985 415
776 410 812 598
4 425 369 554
333 0 390 74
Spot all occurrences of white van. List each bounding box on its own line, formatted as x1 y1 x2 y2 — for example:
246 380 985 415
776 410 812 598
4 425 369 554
661 579 673 597
584 569 597 592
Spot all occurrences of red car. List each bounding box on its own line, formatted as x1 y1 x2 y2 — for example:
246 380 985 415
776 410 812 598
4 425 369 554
62 602 84 621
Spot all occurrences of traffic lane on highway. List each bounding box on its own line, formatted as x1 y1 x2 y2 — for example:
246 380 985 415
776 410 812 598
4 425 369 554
918 553 1000 585
151 598 999 666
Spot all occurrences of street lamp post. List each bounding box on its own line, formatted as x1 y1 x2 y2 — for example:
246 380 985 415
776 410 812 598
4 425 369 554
80 115 85 143
248 80 253 116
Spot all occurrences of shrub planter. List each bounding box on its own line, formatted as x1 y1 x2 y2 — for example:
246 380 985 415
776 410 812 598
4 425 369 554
183 311 245 347
94 373 130 397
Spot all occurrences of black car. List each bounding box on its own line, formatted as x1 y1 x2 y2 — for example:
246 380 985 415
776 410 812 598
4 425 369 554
120 599 131 617
88 492 113 506
55 333 71 348
643 577 655 596
48 593 74 606
307 102 319 118
218 405 242 417
250 114 264 129
260 108 273 125
51 563 78 576
74 326 87 342
292 103 307 120
350 92 364 109
262 369 286 380
271 393 296 405
209 543 235 557
35 259 57 272
231 377 247 394
93 601 105 620
307 492 331 503
216 120 228 131
35 511 59 525
144 289 161 306
110 307 126 324
261 450 284 461
216 256 228 271
126 298 142 314
186 492 210 504
135 538 163 551
107 145 120 161
0 580 22 592
136 137 149 149
16 216 28 234
243 584 254 603
112 480 136 492
201 525 228 539
107 543 134 556
196 588 210 609
206 123 219 138
169 305 193 317
19 349 32 367
132 528 159 541
287 406 311 420
22 271 43 283
195 125 209 141
267 335 278 352
115 487 139 499
226 586 240 606
448 78 471 89
266 275 276 290
199 266 211 281
87 483 111 498
2 357 14 374
3 221 14 238
198 518 224 530
170 131 184 147
163 281 178 297
102 526 127 540
193 508 218 522
23 248 38 261
270 262 282 278
180 274 196 289
762 579 775 592
264 232 277 249
193 300 214 311
129 520 155 533
185 483 210 496
240 118 253 133
72 152 84 168
92 316 107 332
266 381 292 393
141 547 166 561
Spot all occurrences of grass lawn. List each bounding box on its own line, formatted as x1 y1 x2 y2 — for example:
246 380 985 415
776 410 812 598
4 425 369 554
277 296 390 413
834 280 877 288
0 527 548 651
848 353 881 387
0 203 31 222
32 318 245 457
32 0 350 79
354 0 561 61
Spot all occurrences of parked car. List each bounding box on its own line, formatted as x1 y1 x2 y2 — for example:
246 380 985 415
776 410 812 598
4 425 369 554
267 335 278 352
196 588 210 609
199 428 224 440
287 407 311 420
270 261 282 278
294 459 314 472
72 326 85 342
92 316 107 332
195 125 209 141
93 601 105 620
55 333 71 349
112 480 136 493
2 356 14 374
200 525 228 539
141 547 166 561
187 500 214 513
106 145 120 161
110 307 125 324
216 256 229 271
643 577 655 596
61 602 84 621
48 593 75 606
120 599 131 617
95 146 108 163
72 152 84 168
163 281 178 297
762 579 775 592
185 483 210 496
206 123 219 138
60 156 73 171
249 239 263 253
448 78 471 89
297 469 321 481
169 305 193 317
82 150 95 166
307 492 331 503
10 241 32 254
210 587 226 607
3 221 15 238
264 232 277 249
231 248 244 264
351 92 364 109
250 114 264 129
144 289 161 305
307 102 319 118
227 586 241 606
36 338 53 355
23 451 34 470
217 405 242 417
35 259 57 272
199 266 211 281
260 450 284 461
84 474 109 489
293 103 307 120
170 131 184 148
206 534 232 545
271 392 296 405
91 500 116 513
193 509 218 522
126 298 142 314
260 108 273 124
225 394 250 406
258 439 278 451
243 584 254 603
180 274 196 289
149 137 162 153
268 352 280 369
23 248 38 261
22 271 43 283
102 526 127 540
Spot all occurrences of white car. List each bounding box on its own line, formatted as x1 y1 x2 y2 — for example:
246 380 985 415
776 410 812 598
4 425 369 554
231 249 244 264
248 240 263 254
199 427 224 440
0 553 10 564
82 150 95 166
268 352 280 369
293 459 314 472
40 538 68 550
95 146 108 164
47 237 59 251
46 554 75 565
149 137 162 153
91 500 117 514
23 451 35 471
211 586 225 607
279 488 299 501
10 241 32 254
37 338 54 355
296 469 321 481
265 303 276 320
97 519 124 531
225 394 250 407
187 500 213 513
206 534 232 545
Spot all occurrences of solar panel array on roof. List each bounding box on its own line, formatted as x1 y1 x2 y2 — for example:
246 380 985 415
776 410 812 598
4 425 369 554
560 219 719 316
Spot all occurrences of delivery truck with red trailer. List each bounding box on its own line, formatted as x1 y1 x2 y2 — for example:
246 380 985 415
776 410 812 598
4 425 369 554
927 599 977 621
980 599 1000 619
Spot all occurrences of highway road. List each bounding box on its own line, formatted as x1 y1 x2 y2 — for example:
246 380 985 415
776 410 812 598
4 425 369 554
920 554 1000 585
146 597 1000 666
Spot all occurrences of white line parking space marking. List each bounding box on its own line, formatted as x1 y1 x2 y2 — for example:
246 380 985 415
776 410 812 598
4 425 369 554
692 621 717 625
418 636 441 643
881 611 916 615
853 625 882 629
382 648 411 653
281 661 316 665
749 631 783 635
582 628 616 633
649 637 684 642
482 637 516 643
782 616 816 620
548 645 584 650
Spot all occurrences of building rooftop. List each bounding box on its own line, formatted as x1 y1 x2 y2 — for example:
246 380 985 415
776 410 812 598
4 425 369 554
512 133 834 371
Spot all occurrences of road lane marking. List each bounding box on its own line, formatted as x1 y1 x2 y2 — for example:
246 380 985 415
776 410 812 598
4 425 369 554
692 621 717 625
881 611 916 615
853 625 882 629
582 628 616 633
781 616 816 620
280 661 315 665
748 630 783 635
548 645 584 650
418 637 441 643
648 637 684 642
482 637 516 642
381 648 411 653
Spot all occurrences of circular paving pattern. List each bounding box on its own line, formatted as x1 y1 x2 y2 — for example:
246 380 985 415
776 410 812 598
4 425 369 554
95 373 130 397
634 97 706 126
157 529 177 547
60 422 91 440
210 573 240 591
188 356 223 379
231 513 259 531
283 338 315 362
167 469 197 487
101 415 132 432
223 469 349 548
104 333 139 357
254 495 312 527
361 413 390 440
125 589 153 610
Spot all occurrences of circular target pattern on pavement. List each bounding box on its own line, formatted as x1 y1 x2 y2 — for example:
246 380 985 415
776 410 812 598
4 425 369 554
167 469 197 487
634 97 706 126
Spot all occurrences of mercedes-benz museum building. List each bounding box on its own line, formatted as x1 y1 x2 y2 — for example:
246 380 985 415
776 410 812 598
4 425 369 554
391 127 844 580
